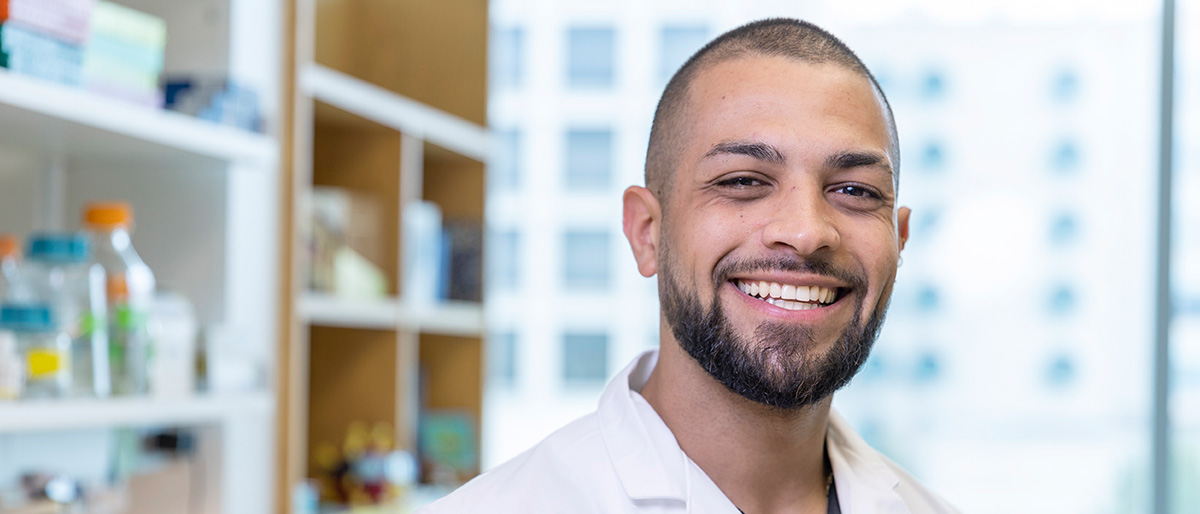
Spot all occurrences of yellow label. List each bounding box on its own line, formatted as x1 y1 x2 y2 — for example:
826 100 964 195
27 350 63 378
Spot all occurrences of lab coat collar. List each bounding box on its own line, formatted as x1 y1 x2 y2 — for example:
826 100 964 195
597 350 689 502
826 410 911 514
598 350 913 513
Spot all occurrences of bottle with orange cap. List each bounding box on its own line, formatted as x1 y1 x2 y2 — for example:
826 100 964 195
84 202 156 396
0 234 23 303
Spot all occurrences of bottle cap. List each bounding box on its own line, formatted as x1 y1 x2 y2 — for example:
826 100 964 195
0 304 55 332
84 202 134 229
0 235 19 259
27 233 90 264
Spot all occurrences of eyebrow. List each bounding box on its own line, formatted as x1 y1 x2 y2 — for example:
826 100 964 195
826 150 893 177
702 140 785 165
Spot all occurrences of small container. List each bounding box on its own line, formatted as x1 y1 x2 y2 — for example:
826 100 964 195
0 305 71 399
27 233 109 398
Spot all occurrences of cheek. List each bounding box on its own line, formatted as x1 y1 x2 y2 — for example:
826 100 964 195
675 208 756 281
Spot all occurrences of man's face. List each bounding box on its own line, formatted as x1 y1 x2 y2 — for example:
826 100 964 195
657 56 909 408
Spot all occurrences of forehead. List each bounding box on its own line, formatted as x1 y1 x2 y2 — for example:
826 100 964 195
680 55 892 163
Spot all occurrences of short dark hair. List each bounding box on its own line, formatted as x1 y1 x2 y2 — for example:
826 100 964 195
645 18 899 205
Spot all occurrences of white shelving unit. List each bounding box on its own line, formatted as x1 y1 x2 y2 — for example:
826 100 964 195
0 68 276 166
0 1 283 513
0 393 273 434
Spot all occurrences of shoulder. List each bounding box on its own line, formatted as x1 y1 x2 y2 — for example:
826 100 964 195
416 413 624 513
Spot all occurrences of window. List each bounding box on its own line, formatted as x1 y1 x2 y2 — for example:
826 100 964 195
1050 140 1081 173
489 332 517 385
1047 284 1077 316
563 331 608 382
919 140 945 171
491 129 521 191
1050 68 1079 103
659 25 708 82
920 68 946 100
567 27 615 88
563 231 609 290
1048 211 1080 246
490 27 524 89
488 230 519 290
565 129 613 190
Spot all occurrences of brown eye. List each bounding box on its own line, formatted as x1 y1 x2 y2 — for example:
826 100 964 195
718 176 763 188
834 185 880 199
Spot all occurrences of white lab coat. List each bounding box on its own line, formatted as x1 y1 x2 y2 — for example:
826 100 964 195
419 350 960 513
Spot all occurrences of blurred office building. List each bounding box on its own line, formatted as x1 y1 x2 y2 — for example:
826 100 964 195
485 0 1200 513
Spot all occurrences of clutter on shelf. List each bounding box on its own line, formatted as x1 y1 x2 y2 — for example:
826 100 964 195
0 202 231 402
312 421 418 508
403 200 482 305
0 0 264 130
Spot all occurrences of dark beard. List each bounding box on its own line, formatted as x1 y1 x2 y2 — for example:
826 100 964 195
659 253 890 410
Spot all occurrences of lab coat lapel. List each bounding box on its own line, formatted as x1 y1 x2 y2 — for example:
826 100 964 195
826 411 911 514
598 351 689 503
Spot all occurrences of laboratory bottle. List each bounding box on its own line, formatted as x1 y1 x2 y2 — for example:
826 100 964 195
84 202 155 396
0 235 21 302
26 233 110 397
0 304 71 398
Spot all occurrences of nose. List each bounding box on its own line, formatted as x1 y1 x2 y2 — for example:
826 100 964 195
761 188 841 257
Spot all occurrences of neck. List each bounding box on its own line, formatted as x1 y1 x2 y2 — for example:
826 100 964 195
641 334 832 514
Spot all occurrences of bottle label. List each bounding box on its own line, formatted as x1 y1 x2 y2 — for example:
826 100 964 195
80 312 105 336
27 348 63 378
114 305 148 330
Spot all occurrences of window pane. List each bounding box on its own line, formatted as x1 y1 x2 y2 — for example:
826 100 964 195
488 332 517 385
563 331 608 382
565 129 612 190
488 230 519 290
567 27 614 87
563 231 609 290
660 25 708 82
490 129 521 191
490 27 523 89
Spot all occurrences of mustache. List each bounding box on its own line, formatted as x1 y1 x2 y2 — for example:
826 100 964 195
712 255 866 291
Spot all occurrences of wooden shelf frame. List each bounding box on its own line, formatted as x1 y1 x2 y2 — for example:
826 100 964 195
282 0 491 508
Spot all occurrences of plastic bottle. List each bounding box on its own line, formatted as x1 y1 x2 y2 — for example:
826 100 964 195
0 305 71 398
26 233 110 398
84 202 156 396
0 235 21 302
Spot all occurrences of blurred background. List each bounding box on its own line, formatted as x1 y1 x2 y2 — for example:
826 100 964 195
0 0 1195 513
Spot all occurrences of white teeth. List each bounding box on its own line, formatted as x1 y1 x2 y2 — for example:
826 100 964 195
780 284 796 300
796 286 812 302
736 280 839 306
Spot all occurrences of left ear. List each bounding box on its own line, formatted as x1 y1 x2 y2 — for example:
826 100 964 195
897 206 911 252
623 186 662 277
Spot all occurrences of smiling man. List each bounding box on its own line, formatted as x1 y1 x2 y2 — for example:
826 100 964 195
422 18 959 514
